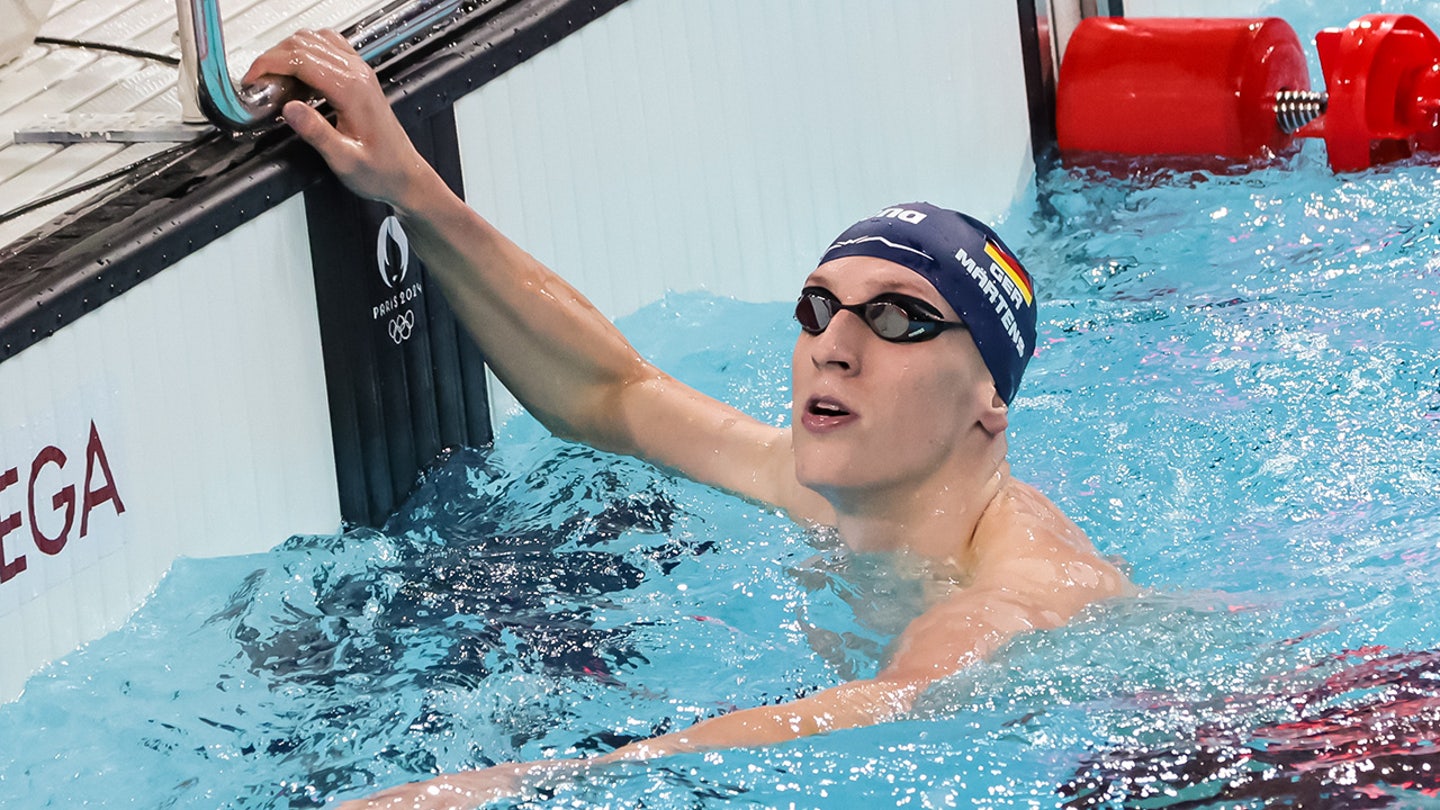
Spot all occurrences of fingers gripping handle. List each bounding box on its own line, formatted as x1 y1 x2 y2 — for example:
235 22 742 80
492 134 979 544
180 0 465 132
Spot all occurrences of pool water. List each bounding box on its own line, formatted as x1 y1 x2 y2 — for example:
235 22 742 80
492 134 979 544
5 3 1440 807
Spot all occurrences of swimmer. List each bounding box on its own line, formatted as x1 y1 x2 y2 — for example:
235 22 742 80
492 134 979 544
244 29 1135 808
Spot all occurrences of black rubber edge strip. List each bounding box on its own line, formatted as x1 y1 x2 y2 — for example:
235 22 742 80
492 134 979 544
1017 0 1058 174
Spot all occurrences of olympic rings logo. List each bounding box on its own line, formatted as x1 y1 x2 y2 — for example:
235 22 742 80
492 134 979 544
388 309 415 344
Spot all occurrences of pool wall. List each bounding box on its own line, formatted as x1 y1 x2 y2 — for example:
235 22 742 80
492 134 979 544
0 0 1244 701
0 197 341 701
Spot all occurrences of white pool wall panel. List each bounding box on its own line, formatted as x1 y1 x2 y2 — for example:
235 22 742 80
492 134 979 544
455 0 1036 322
0 196 341 701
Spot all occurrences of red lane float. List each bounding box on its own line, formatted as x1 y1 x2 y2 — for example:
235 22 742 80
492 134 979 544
1056 13 1440 172
1057 17 1311 162
1305 14 1440 171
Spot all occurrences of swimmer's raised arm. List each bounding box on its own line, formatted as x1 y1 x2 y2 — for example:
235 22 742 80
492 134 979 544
245 32 829 523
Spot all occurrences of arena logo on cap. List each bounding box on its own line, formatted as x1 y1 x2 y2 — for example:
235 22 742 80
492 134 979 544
954 246 1027 356
875 207 928 224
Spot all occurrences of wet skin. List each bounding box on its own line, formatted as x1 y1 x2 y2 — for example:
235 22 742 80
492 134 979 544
791 256 1008 556
244 29 1135 809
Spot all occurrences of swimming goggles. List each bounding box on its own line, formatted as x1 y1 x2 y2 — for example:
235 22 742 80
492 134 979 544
794 286 967 343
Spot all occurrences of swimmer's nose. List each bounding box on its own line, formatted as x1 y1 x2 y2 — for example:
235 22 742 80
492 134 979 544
809 309 866 372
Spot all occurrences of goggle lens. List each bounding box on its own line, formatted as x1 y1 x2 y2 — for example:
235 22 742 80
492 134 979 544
794 289 964 343
867 301 915 339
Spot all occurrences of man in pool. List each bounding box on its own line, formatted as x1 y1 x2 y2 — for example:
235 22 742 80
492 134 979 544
245 29 1134 808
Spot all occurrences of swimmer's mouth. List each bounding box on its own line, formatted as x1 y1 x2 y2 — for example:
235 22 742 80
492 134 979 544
805 396 852 418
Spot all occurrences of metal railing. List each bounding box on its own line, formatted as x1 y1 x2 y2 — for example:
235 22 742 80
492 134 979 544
178 0 470 132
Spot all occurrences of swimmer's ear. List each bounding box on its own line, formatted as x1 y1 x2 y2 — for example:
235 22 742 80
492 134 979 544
980 387 1009 435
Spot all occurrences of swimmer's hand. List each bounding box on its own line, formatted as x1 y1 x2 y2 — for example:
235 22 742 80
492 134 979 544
333 759 580 810
243 30 440 211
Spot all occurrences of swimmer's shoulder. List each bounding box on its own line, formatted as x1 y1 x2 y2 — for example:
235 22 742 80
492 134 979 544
985 477 1090 549
973 477 1136 602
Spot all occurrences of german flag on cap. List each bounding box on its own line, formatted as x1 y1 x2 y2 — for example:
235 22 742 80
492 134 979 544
985 239 1033 306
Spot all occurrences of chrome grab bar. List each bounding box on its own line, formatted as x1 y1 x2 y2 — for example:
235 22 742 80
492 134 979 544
180 0 469 132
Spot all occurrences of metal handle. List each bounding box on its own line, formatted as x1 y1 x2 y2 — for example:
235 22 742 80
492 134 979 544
180 0 468 132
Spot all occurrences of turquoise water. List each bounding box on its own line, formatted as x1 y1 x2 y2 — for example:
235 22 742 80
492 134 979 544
4 3 1440 807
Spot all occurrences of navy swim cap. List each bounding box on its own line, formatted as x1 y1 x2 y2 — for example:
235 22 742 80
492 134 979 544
818 203 1037 403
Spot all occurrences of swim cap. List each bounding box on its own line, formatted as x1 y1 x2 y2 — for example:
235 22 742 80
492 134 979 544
818 203 1037 403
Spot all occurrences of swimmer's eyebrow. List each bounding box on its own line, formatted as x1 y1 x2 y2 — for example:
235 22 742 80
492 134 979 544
799 268 831 289
802 270 947 308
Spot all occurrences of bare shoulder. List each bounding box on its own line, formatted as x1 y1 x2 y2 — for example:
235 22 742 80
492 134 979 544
968 478 1136 613
879 479 1133 682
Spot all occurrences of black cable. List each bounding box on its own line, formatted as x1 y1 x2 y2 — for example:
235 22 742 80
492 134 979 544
33 36 181 66
0 141 196 226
